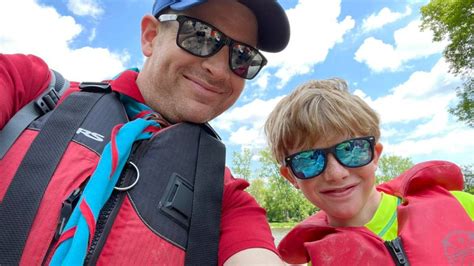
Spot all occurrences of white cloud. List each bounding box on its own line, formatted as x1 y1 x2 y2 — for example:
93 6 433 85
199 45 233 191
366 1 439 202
67 0 104 18
88 28 97 42
228 126 267 149
364 59 461 125
219 58 473 167
356 58 474 165
0 0 128 81
263 0 355 88
355 19 446 72
361 6 412 33
383 128 474 165
211 96 285 148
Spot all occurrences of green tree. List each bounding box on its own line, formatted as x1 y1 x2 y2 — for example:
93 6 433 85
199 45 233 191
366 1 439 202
231 147 317 222
231 148 253 180
256 148 316 222
246 177 268 207
461 164 474 194
376 155 414 184
420 0 474 127
449 78 474 127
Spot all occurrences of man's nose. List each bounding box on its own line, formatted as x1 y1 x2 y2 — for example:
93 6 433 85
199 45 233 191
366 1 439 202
201 46 231 79
322 154 349 183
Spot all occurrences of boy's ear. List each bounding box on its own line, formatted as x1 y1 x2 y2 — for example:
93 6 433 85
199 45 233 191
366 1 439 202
141 14 160 57
372 142 384 167
280 166 299 189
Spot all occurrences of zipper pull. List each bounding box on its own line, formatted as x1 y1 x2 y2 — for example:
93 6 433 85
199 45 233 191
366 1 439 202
384 237 410 266
53 188 82 241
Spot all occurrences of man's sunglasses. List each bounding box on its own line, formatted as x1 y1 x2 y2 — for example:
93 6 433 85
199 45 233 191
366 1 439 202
284 136 376 180
158 14 267 79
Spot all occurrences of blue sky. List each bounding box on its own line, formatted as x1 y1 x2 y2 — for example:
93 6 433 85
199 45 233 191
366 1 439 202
1 0 473 169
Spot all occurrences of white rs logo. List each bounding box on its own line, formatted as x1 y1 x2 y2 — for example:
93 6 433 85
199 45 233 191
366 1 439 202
76 128 105 142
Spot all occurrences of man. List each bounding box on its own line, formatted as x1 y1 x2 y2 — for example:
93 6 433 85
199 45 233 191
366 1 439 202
0 0 290 264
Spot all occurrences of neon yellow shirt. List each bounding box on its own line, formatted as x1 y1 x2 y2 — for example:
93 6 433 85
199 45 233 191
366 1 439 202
365 191 474 241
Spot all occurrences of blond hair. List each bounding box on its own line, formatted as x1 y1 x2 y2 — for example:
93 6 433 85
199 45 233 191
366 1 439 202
264 78 380 165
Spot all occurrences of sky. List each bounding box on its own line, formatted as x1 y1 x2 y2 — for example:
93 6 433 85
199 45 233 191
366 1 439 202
1 0 473 169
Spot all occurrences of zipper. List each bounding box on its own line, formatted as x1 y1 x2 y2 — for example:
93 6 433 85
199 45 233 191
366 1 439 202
83 140 149 264
83 185 124 264
384 237 410 266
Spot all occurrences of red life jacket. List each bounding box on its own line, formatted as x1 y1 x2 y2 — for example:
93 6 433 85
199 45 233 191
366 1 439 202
278 161 474 265
0 81 225 265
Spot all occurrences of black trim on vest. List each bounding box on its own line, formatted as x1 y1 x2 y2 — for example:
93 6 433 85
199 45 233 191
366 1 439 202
0 91 111 264
0 70 69 159
1 78 225 264
84 141 147 265
84 123 225 265
29 92 128 156
97 123 225 265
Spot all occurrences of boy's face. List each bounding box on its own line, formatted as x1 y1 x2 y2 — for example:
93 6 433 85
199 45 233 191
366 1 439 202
280 135 383 227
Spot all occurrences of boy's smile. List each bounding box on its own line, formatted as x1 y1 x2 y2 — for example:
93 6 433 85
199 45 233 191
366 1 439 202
319 183 359 199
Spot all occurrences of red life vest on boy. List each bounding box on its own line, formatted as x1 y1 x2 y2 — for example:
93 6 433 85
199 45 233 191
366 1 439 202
278 161 474 265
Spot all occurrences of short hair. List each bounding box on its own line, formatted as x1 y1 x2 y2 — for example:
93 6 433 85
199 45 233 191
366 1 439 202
264 78 380 165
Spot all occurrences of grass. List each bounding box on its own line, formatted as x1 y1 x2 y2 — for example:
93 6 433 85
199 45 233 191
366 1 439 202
269 221 298 229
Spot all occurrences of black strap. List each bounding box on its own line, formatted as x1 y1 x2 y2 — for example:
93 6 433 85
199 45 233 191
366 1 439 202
0 69 69 159
123 123 225 265
185 126 225 266
0 91 106 264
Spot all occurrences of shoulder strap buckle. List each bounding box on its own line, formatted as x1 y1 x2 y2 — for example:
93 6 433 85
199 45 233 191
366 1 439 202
79 82 112 93
35 88 60 115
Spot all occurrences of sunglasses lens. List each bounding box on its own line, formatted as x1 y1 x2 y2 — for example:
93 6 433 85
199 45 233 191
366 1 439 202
230 44 264 79
175 17 265 80
177 19 223 57
290 150 325 179
335 138 373 167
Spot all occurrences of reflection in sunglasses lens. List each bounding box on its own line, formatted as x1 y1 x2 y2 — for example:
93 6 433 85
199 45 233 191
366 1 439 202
176 16 264 79
289 137 374 179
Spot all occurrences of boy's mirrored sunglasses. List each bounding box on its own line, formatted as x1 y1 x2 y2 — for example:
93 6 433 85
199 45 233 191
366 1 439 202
285 136 376 180
158 14 267 80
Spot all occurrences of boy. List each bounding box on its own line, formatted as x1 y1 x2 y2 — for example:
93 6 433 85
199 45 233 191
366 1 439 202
264 78 473 265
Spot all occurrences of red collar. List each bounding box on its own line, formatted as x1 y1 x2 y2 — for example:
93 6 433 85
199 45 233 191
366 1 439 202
109 70 145 103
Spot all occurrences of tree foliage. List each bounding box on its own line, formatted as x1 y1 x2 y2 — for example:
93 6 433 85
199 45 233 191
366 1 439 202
231 148 252 180
231 148 317 223
376 155 414 184
420 0 474 127
449 78 474 127
461 164 474 194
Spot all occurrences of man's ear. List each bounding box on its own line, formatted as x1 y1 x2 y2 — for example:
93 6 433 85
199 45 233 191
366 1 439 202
141 14 160 57
372 142 384 167
280 166 299 189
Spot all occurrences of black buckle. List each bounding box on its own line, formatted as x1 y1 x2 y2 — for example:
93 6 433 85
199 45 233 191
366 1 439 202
53 188 82 241
79 82 112 93
385 237 410 266
159 173 194 230
35 88 60 114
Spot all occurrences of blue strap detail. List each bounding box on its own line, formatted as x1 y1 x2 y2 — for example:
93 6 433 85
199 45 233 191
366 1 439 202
50 97 160 265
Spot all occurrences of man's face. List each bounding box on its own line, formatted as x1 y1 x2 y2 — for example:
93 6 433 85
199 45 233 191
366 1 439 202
281 135 383 227
138 0 258 123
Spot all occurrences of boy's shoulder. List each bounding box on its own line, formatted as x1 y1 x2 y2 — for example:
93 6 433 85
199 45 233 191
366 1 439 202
377 160 463 197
